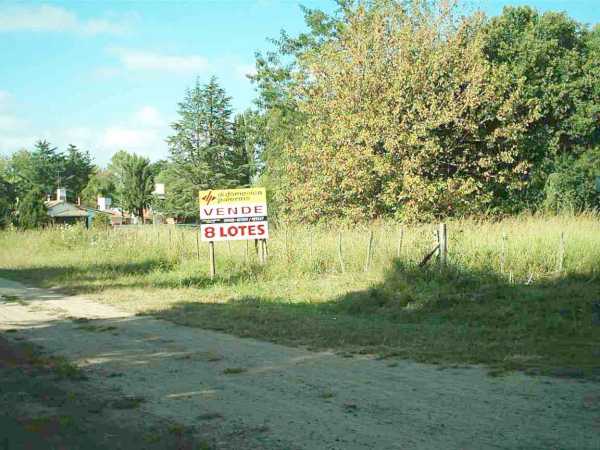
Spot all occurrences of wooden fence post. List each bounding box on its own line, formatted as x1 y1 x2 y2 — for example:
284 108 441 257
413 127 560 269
364 230 374 272
396 227 404 259
337 232 345 273
208 241 216 279
438 223 447 267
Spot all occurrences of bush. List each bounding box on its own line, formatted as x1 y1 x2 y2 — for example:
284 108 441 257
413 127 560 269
91 213 111 229
543 148 600 212
16 188 48 230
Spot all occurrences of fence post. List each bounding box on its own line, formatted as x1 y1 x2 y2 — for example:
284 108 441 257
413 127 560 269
208 241 216 279
396 227 404 259
438 223 447 267
364 229 374 272
337 232 345 273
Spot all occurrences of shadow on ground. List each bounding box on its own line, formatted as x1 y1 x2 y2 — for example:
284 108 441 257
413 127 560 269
148 261 600 379
0 258 262 294
1 258 599 378
0 335 204 450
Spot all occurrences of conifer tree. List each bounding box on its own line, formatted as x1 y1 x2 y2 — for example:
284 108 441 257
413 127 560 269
164 77 246 219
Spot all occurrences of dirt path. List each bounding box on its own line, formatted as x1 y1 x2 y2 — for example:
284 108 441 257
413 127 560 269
1 278 598 449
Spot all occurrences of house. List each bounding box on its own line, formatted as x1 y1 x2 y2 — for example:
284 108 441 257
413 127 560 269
45 188 112 228
96 195 130 226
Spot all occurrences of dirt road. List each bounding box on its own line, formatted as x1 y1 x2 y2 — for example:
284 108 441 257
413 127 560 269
0 277 598 449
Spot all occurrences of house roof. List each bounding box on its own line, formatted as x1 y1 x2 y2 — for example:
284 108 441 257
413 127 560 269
45 200 113 218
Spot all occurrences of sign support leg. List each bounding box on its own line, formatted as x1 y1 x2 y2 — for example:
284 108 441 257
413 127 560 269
262 239 268 264
209 241 216 279
258 239 267 265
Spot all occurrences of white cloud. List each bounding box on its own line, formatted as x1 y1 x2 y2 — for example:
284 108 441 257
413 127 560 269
0 101 170 164
235 63 257 80
102 126 155 148
83 18 127 35
61 106 170 163
0 90 11 107
110 48 211 74
96 106 169 161
134 106 163 127
0 91 31 151
0 114 24 131
0 5 130 35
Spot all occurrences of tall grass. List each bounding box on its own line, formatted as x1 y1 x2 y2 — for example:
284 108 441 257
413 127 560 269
1 214 598 287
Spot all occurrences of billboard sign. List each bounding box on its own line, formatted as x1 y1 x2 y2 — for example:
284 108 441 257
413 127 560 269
199 188 269 242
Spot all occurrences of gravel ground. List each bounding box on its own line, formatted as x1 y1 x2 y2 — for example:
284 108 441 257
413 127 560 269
1 277 599 449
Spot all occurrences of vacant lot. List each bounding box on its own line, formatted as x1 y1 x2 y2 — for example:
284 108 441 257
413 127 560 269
0 215 599 377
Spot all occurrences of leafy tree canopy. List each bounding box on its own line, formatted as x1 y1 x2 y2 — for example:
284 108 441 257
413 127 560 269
120 153 155 220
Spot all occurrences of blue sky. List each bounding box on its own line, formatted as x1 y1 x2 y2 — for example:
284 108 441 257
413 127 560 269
0 0 598 166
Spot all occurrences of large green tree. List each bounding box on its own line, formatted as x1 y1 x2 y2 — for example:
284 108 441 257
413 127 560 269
63 144 94 201
257 1 535 221
249 4 336 203
482 6 600 206
164 77 246 219
120 153 155 220
16 187 48 230
80 168 115 207
106 150 131 206
10 141 64 197
232 110 262 185
0 172 14 228
251 0 600 221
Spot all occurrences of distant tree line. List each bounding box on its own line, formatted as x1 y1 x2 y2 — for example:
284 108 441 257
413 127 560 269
1 1 598 228
0 77 256 228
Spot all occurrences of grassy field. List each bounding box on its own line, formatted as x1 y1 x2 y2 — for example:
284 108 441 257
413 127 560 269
1 215 599 378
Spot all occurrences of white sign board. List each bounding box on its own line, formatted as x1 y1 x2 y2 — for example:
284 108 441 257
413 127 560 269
199 188 269 242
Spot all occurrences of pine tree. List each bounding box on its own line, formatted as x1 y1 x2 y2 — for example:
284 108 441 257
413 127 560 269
165 77 245 219
232 110 262 185
167 76 235 188
14 140 64 196
17 187 48 229
63 144 94 201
